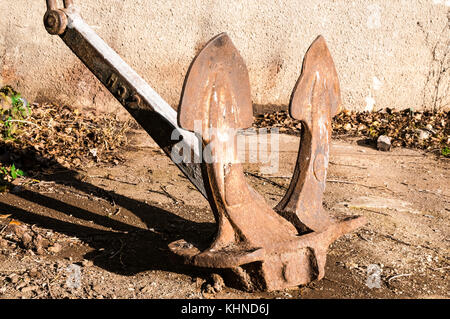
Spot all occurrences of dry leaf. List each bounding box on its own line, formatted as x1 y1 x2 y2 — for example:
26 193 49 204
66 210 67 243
254 109 449 154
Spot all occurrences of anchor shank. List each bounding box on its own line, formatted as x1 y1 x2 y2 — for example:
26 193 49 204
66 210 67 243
52 9 208 198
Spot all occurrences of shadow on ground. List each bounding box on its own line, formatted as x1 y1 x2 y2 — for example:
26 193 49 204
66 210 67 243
0 142 216 279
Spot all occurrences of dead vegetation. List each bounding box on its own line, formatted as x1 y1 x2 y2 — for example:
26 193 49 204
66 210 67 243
1 85 134 179
254 109 450 155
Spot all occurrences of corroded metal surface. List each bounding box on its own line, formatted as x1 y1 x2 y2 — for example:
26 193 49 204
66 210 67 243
43 0 68 35
43 1 365 291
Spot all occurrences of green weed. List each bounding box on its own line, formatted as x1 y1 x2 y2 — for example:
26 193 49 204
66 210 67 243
0 85 32 139
0 163 25 181
441 146 450 157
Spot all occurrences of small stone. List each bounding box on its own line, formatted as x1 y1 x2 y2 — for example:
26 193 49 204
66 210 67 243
27 249 36 256
377 135 391 151
416 129 430 140
89 148 98 158
425 124 435 133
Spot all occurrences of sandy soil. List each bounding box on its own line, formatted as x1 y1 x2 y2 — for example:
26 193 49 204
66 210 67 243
0 130 448 299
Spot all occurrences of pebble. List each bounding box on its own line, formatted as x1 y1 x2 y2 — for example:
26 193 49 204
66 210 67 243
377 135 391 151
416 129 430 140
425 124 435 133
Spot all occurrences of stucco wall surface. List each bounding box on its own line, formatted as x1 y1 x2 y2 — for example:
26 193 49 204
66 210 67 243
0 1 449 116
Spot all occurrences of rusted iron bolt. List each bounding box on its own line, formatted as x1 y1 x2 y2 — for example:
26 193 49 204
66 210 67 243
44 10 68 35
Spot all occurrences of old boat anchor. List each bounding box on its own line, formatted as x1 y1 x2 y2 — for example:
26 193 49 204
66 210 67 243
43 0 365 291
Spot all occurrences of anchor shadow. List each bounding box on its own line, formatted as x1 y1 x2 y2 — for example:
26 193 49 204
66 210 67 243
0 141 216 278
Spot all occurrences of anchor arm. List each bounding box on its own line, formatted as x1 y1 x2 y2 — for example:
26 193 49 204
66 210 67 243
276 36 342 232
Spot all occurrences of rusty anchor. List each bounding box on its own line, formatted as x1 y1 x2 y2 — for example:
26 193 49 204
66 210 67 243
169 34 366 291
43 1 365 291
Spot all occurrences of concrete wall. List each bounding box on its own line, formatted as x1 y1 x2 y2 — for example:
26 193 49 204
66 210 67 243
1 0 449 117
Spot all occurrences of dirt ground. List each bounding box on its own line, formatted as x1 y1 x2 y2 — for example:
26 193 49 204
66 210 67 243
0 129 448 299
